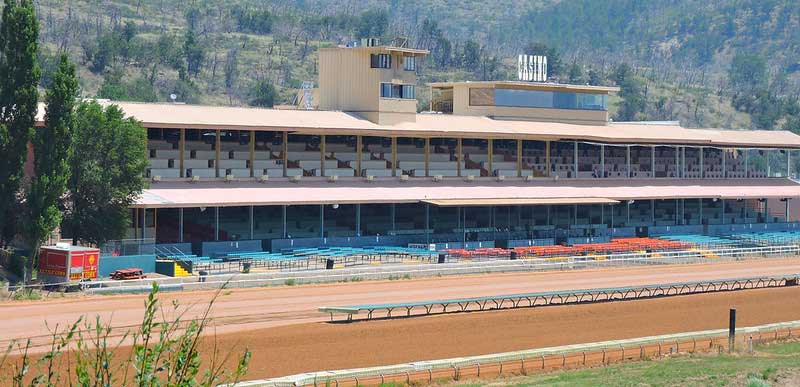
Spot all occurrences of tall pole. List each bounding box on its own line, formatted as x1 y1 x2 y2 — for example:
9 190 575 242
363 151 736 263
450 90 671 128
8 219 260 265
456 138 463 177
249 130 255 177
179 128 186 178
320 135 326 177
215 129 221 178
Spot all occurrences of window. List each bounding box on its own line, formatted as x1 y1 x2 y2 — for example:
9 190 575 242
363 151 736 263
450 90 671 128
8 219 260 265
487 89 607 111
403 56 416 71
381 83 415 99
370 54 391 69
401 85 415 99
469 88 495 106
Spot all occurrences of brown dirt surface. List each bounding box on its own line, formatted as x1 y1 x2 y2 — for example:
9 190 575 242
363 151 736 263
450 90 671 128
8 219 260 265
2 257 800 351
2 258 800 381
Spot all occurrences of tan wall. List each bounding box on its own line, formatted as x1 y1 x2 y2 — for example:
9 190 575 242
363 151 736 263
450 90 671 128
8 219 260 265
451 84 609 125
319 47 418 122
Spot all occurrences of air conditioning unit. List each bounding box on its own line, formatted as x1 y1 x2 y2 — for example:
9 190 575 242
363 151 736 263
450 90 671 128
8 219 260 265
327 175 339 183
151 175 162 183
190 175 200 183
365 175 375 182
464 175 475 182
399 174 410 181
496 175 505 182
433 175 443 182
289 175 302 183
224 174 235 182
258 175 269 183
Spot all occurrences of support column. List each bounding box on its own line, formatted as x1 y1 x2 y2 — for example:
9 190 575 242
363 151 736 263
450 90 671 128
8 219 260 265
675 199 679 225
141 208 146 239
249 205 254 240
517 140 523 177
320 135 326 177
456 138 463 177
214 207 219 241
424 137 430 177
699 147 704 179
391 137 398 177
722 149 727 179
356 204 361 237
153 208 158 241
626 146 631 178
786 199 791 222
787 150 792 178
600 144 605 178
281 205 287 238
745 149 749 178
601 204 605 225
574 141 579 178
545 141 551 177
699 198 703 225
682 147 686 178
651 200 655 224
179 128 185 178
626 201 631 226
674 146 679 178
651 146 655 178
487 138 494 177
282 131 288 177
391 203 396 233
320 205 324 239
425 203 430 244
721 199 726 224
215 129 221 178
178 208 184 243
764 199 769 223
356 135 363 177
249 130 255 178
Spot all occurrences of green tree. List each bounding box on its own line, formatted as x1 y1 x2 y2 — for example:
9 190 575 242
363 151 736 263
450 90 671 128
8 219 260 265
729 53 767 92
249 78 276 108
0 0 40 246
23 54 77 278
64 101 147 246
612 63 646 121
523 42 563 78
183 9 205 77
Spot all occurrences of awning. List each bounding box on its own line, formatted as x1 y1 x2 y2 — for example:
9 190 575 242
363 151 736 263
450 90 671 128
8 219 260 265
133 178 800 209
421 198 619 207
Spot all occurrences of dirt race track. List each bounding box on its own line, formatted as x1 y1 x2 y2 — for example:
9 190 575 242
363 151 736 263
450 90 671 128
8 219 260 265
3 258 800 380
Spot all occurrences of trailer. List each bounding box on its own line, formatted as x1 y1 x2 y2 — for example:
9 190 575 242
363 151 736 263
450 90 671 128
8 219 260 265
38 243 100 284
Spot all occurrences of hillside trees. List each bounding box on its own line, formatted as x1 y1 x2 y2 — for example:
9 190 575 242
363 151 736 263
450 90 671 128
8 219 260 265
0 0 40 247
612 63 647 121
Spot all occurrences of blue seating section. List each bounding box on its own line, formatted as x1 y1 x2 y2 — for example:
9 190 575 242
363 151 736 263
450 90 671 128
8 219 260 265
165 254 224 264
225 245 437 261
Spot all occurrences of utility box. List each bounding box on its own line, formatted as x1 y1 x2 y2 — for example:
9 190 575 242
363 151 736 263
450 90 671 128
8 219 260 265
38 243 100 284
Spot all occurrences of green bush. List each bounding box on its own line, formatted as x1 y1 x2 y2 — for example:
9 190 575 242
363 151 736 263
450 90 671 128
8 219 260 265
0 282 250 385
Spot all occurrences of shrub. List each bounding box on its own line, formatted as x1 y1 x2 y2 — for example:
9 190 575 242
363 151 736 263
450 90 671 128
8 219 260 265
0 282 250 385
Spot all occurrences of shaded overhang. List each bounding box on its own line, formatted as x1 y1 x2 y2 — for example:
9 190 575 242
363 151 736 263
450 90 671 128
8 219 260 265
421 198 620 207
133 178 800 209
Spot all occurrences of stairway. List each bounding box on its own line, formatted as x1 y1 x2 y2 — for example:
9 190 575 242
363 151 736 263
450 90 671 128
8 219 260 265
173 262 191 277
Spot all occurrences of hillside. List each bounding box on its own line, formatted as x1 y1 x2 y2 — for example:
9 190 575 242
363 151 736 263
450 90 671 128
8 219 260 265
32 0 800 131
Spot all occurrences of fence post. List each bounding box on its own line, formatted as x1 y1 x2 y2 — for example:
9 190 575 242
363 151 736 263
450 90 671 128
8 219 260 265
602 349 606 364
729 308 737 352
521 358 526 375
428 368 433 383
541 355 546 369
477 363 480 377
583 351 586 365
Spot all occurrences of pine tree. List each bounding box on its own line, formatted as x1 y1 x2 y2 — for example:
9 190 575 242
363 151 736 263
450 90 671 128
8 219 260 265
0 0 40 246
24 54 77 261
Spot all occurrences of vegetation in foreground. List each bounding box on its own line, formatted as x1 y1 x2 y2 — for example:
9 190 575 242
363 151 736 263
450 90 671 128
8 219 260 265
0 282 250 386
440 339 800 387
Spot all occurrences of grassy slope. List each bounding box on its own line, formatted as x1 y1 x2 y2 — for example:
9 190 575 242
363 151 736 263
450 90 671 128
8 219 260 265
444 340 800 387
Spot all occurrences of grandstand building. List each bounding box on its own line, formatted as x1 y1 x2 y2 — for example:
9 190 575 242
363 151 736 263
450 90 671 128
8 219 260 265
81 43 800 257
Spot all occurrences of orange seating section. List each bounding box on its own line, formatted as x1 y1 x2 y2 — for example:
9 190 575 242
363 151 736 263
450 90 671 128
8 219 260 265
442 238 694 259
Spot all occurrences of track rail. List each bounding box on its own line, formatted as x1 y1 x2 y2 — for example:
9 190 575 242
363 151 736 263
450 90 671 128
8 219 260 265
319 274 800 321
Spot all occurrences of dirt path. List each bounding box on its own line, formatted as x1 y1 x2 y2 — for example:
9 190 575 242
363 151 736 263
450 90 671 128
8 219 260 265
1 257 800 351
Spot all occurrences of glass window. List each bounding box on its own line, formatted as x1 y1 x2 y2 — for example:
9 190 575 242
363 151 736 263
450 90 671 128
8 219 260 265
403 56 416 71
491 89 607 111
370 53 391 69
380 83 392 98
401 85 415 99
469 88 494 106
